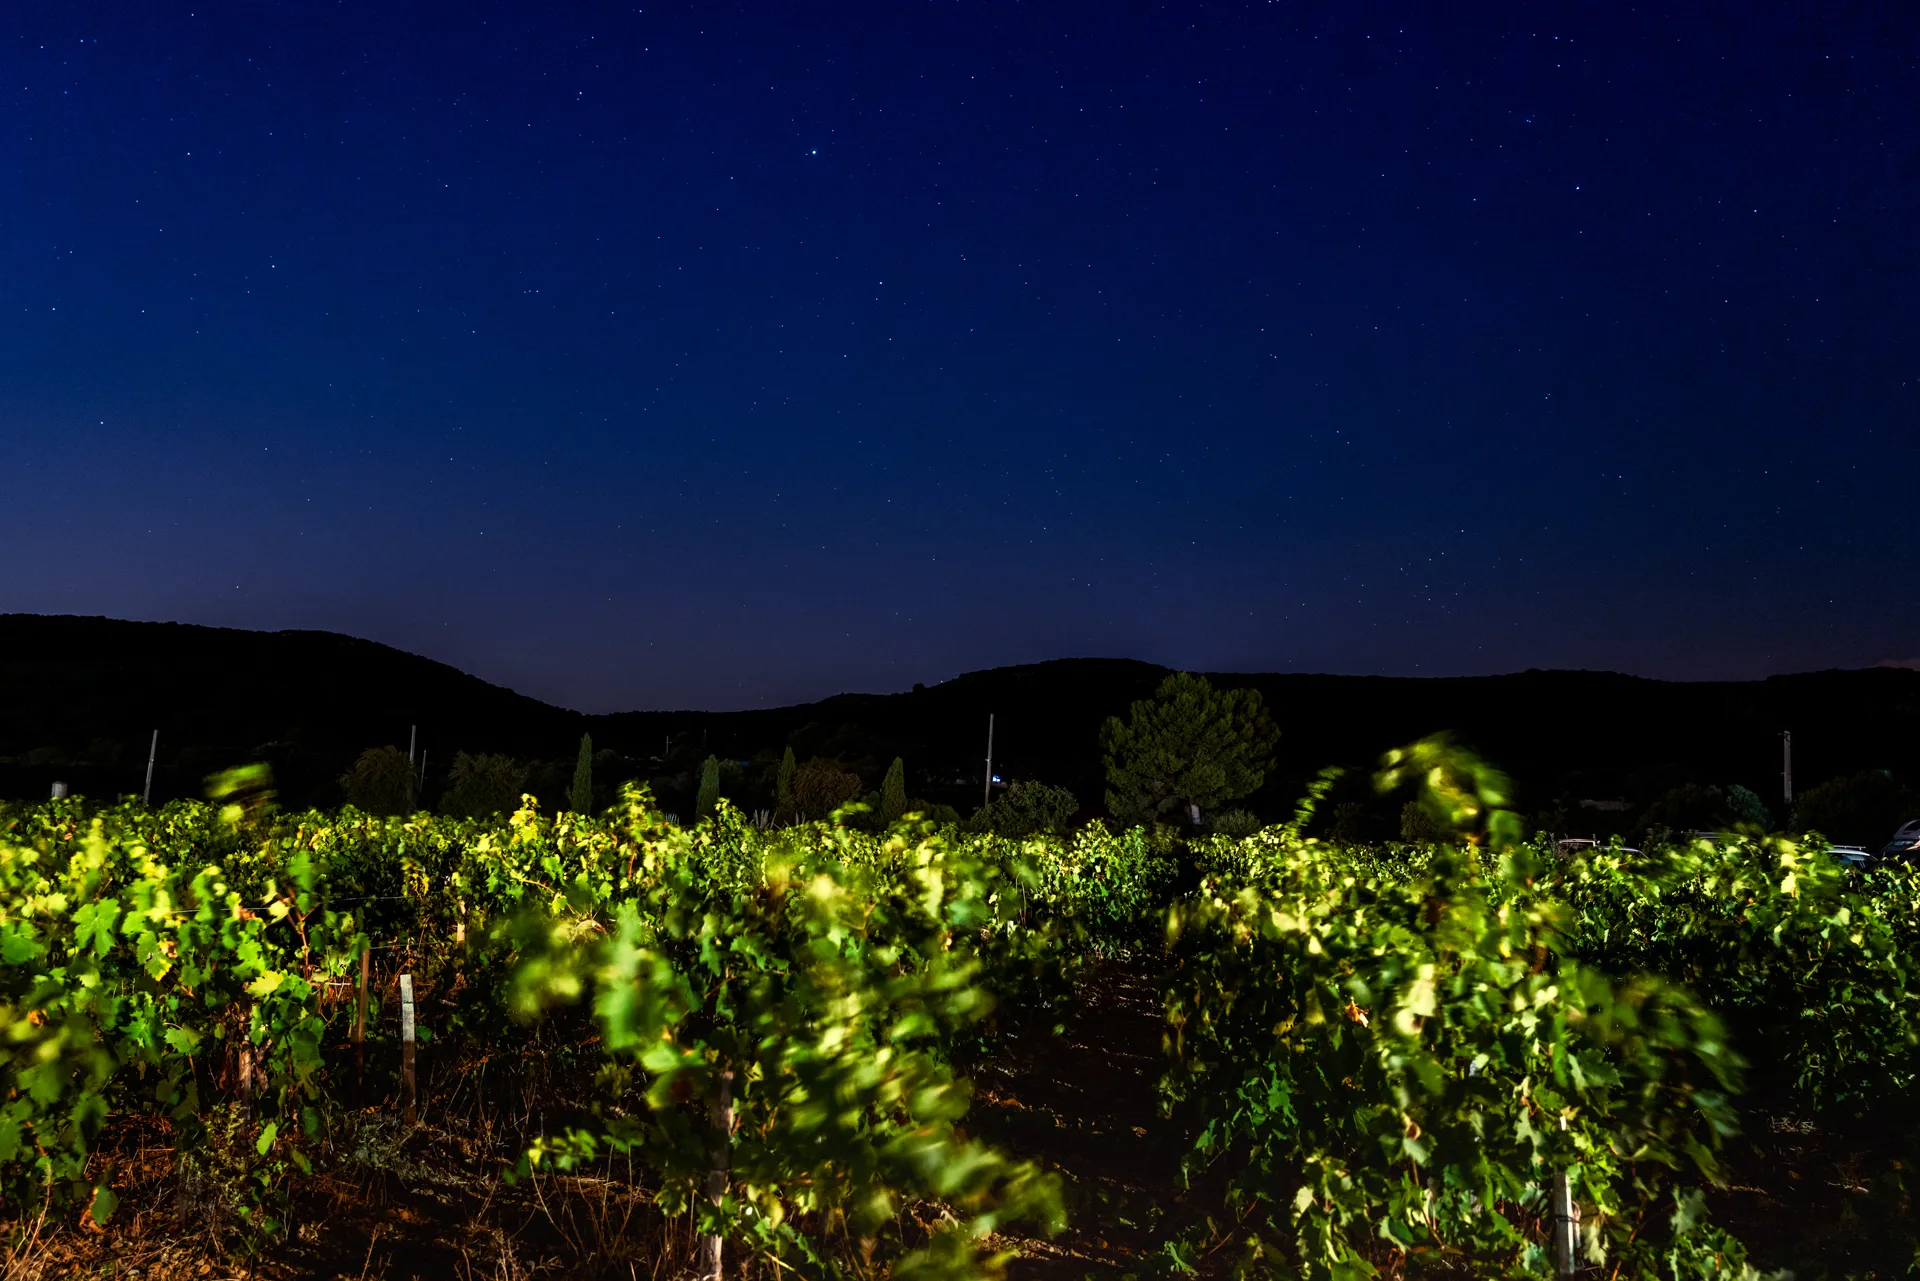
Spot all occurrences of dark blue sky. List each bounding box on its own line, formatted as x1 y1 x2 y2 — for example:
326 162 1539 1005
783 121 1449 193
3 2 1915 711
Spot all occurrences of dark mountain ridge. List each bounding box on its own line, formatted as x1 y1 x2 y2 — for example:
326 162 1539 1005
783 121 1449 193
3 614 1914 824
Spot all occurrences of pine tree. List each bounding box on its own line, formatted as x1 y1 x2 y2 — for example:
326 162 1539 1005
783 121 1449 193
1100 672 1277 827
881 756 908 824
569 732 594 814
776 745 797 816
696 754 722 822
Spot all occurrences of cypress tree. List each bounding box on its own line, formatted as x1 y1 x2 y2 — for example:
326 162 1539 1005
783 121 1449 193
568 732 594 814
881 756 907 825
696 754 722 822
776 745 797 815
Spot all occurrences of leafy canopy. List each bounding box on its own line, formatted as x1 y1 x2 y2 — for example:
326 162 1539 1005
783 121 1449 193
1099 673 1276 825
440 751 528 818
790 758 863 822
968 780 1079 838
1794 769 1920 846
339 745 414 815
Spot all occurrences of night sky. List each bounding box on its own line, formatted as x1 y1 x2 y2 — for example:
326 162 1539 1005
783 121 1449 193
3 3 1915 712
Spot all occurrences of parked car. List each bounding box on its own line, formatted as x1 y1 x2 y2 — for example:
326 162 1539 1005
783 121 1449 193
1830 845 1877 871
1554 837 1642 856
1881 819 1920 860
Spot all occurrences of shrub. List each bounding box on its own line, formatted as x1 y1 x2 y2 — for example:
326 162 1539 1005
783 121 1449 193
789 758 863 821
440 752 529 818
339 746 415 815
967 780 1079 837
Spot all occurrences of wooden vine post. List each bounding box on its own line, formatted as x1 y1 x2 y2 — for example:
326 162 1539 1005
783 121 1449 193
352 946 370 1080
399 973 417 1125
1551 1113 1578 1274
1550 1169 1578 1273
236 1036 256 1118
697 1069 734 1281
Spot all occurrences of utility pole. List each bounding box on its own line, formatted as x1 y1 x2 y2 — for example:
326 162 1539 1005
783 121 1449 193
1781 731 1793 807
408 724 417 766
143 730 159 806
983 714 995 811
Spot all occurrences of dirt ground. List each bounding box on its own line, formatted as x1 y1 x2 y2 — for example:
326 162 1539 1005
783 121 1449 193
3 959 1909 1279
967 961 1222 1280
1705 1106 1920 1279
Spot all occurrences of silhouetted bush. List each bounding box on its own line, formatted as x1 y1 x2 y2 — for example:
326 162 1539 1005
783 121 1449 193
790 758 863 821
440 751 529 818
966 779 1079 838
1794 771 1920 847
339 746 415 815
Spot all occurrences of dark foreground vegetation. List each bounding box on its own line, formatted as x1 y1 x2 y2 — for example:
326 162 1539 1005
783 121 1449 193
6 727 1920 1281
4 614 1918 851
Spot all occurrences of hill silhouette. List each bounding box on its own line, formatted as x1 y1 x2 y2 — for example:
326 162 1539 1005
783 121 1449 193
3 614 1915 829
0 614 578 805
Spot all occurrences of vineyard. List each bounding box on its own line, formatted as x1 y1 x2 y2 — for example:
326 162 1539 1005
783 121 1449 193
3 747 1919 1279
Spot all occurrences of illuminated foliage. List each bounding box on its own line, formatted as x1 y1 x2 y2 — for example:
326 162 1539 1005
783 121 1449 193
6 741 1909 1277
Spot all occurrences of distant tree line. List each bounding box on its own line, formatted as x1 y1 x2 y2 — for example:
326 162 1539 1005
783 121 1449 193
332 671 1920 852
334 672 1283 834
